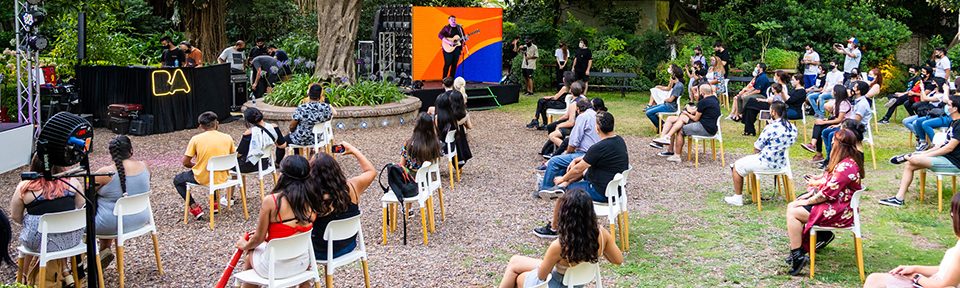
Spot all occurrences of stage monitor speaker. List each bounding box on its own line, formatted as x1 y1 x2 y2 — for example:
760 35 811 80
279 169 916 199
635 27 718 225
108 117 130 135
129 114 154 136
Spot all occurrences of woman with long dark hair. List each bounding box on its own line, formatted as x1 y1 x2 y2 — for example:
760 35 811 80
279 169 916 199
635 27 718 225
784 128 865 276
527 73 576 130
498 188 623 288
235 155 317 287
237 107 287 173
310 142 376 260
10 153 84 284
93 135 152 266
801 85 852 162
402 113 443 172
439 90 473 167
555 42 569 87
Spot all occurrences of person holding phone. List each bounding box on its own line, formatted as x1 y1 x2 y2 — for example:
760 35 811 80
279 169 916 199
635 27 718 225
309 142 376 261
725 101 798 206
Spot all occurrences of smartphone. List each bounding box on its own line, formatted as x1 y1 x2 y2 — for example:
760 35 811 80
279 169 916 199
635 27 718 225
759 110 771 121
331 144 345 154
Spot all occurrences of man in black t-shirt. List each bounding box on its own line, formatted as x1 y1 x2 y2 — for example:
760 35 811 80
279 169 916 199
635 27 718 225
533 111 629 238
651 84 721 164
881 94 960 208
572 39 593 93
160 36 185 67
502 37 520 81
248 37 269 65
713 42 731 78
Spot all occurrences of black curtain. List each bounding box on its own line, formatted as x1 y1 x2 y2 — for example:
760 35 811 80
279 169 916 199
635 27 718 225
79 64 232 134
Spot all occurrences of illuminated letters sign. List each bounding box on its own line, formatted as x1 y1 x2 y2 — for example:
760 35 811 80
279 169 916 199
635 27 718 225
152 69 192 96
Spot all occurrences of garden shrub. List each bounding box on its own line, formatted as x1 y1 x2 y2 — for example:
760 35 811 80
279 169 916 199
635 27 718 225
764 48 800 71
878 56 908 95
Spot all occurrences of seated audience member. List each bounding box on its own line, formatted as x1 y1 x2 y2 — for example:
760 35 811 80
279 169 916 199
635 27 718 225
817 81 873 168
741 81 786 136
234 156 316 287
94 135 151 265
237 108 287 173
288 84 335 150
528 73 576 130
648 64 684 108
441 90 473 167
880 95 960 208
652 84 722 164
725 102 798 206
401 113 443 172
784 128 864 276
863 68 882 101
800 86 851 162
905 74 952 151
804 65 827 98
807 61 845 119
706 56 727 97
309 142 376 260
500 189 623 287
454 77 468 102
545 98 607 159
785 74 807 119
879 65 921 123
540 83 588 158
537 99 600 198
864 193 960 288
728 63 770 121
645 71 684 131
174 111 236 220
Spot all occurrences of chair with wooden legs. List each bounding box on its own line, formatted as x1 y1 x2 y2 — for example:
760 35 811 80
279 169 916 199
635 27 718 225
546 95 573 123
690 117 726 168
745 150 795 212
863 123 877 169
317 214 371 288
809 189 866 282
562 262 603 288
380 161 441 245
95 193 163 288
233 231 322 288
443 130 460 192
184 153 247 230
242 144 279 199
593 173 627 251
916 132 959 212
721 79 731 108
16 209 104 288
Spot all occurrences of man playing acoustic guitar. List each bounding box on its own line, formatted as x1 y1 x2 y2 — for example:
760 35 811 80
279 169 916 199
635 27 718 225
439 15 467 79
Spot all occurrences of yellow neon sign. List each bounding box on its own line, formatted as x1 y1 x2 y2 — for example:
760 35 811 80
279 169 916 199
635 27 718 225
151 69 192 96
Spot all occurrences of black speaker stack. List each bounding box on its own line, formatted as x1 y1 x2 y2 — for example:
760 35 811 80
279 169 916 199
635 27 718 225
373 5 413 87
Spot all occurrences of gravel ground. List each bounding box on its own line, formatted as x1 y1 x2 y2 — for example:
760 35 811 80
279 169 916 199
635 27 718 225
0 109 734 287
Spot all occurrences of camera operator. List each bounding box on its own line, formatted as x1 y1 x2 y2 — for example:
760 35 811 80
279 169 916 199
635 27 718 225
687 62 707 101
833 38 862 82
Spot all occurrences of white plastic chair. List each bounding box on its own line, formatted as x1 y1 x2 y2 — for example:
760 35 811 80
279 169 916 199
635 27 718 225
242 143 278 199
746 149 795 212
690 117 725 168
380 160 442 245
527 272 554 288
317 214 371 288
443 130 460 191
720 78 731 108
16 209 94 288
95 193 163 288
562 262 603 288
809 189 865 282
656 94 685 134
184 153 247 229
593 173 627 251
546 94 573 123
863 122 877 169
287 121 331 157
232 231 322 288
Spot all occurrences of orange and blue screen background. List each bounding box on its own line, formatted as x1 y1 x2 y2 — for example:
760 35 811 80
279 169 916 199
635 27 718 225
412 7 503 82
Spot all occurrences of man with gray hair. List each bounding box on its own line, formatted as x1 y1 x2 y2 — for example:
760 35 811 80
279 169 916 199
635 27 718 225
652 84 722 163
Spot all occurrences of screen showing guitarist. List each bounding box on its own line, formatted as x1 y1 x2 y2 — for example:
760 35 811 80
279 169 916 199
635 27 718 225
439 15 466 79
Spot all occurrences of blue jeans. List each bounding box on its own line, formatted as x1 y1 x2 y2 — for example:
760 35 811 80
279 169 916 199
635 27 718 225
807 92 834 118
903 115 921 135
803 74 817 89
566 180 606 203
786 108 802 120
541 152 584 191
919 115 951 142
645 103 677 130
822 126 840 162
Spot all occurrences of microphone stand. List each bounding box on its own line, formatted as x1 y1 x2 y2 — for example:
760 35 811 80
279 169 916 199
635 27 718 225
52 153 113 288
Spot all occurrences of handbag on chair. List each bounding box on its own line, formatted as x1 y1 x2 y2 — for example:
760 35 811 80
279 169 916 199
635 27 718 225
378 163 418 244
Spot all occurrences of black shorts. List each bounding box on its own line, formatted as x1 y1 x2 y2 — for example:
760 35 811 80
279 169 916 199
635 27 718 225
522 68 535 79
803 205 813 212
575 70 590 82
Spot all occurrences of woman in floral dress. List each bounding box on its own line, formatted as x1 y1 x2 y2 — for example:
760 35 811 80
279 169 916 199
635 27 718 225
784 128 865 276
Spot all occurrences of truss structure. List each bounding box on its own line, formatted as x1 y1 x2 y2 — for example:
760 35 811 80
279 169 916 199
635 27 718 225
14 0 42 126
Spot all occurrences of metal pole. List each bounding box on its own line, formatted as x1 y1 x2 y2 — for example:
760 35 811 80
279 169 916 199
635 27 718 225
80 154 99 288
14 0 23 123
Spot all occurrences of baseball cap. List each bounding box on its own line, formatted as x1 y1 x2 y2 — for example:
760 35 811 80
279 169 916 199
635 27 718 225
847 37 859 45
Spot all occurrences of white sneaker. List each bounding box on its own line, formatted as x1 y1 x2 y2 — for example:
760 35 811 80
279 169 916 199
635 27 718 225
724 195 744 206
653 137 671 145
666 155 681 163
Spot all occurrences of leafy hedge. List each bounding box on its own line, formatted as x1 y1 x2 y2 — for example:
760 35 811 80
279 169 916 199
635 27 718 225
264 74 406 107
764 48 800 70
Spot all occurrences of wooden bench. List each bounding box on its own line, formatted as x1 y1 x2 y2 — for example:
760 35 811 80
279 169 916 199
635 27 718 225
589 72 638 97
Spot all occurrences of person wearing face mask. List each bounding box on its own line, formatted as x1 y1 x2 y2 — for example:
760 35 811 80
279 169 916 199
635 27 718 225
248 37 268 65
807 61 845 119
521 37 539 95
818 81 873 168
690 46 706 68
741 71 790 136
727 63 770 122
705 56 727 96
647 64 684 108
902 66 947 151
572 39 592 94
554 42 569 87
833 37 862 82
880 65 922 123
159 36 185 68
882 94 960 208
801 44 821 89
713 42 731 78
934 47 952 83
179 41 203 68
218 40 247 73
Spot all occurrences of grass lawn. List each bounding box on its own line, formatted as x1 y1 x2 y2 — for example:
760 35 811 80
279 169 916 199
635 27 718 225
499 89 956 287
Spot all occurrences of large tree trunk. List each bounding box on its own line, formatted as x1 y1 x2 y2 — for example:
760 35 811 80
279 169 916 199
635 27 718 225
315 0 361 81
181 0 227 63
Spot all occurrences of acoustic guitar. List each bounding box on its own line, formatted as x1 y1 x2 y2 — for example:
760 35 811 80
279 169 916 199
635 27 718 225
442 29 480 53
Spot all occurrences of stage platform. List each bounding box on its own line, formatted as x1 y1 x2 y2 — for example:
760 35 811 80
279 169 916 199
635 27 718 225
0 123 34 174
407 81 520 112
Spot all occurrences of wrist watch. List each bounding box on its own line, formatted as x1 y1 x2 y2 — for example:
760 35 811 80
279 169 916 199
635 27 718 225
912 273 922 286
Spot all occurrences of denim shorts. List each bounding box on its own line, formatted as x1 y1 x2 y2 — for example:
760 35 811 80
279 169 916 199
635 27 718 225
930 156 960 173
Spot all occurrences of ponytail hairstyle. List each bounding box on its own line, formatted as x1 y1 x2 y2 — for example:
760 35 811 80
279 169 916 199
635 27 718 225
770 101 794 133
591 98 607 112
243 107 273 136
109 135 133 195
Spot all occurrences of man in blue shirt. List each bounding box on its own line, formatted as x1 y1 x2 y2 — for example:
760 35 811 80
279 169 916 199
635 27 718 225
537 99 599 198
730 63 769 121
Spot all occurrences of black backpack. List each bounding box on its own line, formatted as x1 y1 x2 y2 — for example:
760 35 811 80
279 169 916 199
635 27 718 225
378 163 418 244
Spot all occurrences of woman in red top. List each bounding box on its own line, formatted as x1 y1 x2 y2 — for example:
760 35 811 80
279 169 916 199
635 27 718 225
785 128 865 276
235 155 318 287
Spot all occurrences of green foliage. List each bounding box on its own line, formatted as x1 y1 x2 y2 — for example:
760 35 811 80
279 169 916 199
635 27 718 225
597 7 642 33
264 75 406 108
878 57 908 95
924 35 945 59
225 0 309 43
277 32 320 63
751 21 783 62
948 45 960 70
763 48 800 70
